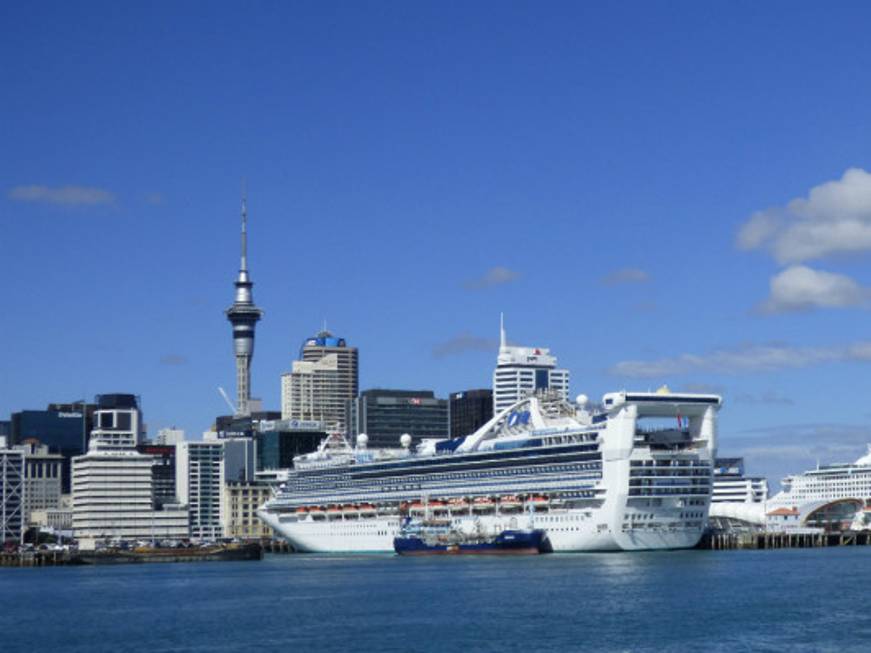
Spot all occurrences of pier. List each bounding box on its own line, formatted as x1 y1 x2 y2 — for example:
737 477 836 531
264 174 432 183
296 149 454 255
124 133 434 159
699 530 871 550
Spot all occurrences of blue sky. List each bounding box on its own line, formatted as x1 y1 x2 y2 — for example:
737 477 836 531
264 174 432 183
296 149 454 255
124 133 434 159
3 2 871 486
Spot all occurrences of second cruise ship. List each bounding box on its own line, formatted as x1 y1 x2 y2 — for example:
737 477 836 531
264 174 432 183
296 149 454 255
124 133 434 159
258 388 721 553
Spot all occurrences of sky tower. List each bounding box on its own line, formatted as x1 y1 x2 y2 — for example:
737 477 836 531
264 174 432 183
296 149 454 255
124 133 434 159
225 191 263 416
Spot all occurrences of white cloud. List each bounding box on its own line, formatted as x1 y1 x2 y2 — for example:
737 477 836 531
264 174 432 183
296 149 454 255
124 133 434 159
463 266 520 290
760 265 869 313
601 267 650 286
737 168 871 264
609 340 871 378
8 184 115 206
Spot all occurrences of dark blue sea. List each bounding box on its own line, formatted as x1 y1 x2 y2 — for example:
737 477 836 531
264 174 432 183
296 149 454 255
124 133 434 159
3 548 871 652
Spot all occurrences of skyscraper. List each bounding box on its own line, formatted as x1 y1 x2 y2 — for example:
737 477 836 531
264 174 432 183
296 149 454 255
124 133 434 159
346 389 449 448
449 389 493 438
281 330 358 432
492 316 570 413
225 193 263 417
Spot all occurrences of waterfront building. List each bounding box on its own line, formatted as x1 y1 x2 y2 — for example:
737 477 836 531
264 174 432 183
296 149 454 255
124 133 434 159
156 427 185 446
221 481 273 539
711 457 768 504
255 419 325 471
346 389 449 449
137 444 177 508
29 507 73 533
281 330 358 433
19 442 63 524
9 401 95 493
71 395 189 542
449 389 493 438
493 317 569 413
0 440 24 543
176 441 224 540
225 193 264 417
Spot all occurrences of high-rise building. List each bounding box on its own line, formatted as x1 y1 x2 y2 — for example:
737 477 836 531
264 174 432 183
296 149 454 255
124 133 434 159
136 444 177 508
0 441 24 544
255 420 325 471
19 442 63 525
492 317 570 413
225 193 263 417
223 437 257 483
10 402 95 493
176 441 224 540
449 389 493 438
156 427 185 446
281 330 358 433
71 395 188 542
347 389 449 449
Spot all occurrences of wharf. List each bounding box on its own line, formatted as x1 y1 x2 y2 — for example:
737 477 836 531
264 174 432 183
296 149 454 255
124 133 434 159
0 543 263 567
699 530 871 550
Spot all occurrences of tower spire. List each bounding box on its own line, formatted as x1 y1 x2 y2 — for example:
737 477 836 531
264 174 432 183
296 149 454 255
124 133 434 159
500 312 507 349
226 183 263 417
240 179 248 273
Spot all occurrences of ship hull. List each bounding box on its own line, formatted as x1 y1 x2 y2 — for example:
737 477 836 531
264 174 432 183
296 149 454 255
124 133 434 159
260 509 705 554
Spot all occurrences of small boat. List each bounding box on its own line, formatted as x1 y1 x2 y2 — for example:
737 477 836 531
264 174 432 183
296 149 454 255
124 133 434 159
394 519 547 556
326 506 343 520
499 495 522 512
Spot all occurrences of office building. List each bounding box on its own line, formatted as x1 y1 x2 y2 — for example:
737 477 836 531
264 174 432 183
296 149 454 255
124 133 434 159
20 442 63 525
221 481 273 539
176 441 224 540
214 411 280 439
255 419 325 471
223 438 257 482
1 441 24 543
10 401 95 493
281 329 358 433
225 194 264 417
137 444 177 508
449 389 493 438
72 395 188 542
156 427 185 446
347 389 449 449
493 317 569 413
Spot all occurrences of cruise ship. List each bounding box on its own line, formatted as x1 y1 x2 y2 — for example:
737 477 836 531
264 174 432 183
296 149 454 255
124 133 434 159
765 447 871 530
257 389 722 553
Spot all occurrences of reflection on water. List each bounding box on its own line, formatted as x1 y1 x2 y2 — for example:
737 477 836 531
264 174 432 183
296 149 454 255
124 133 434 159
2 548 871 652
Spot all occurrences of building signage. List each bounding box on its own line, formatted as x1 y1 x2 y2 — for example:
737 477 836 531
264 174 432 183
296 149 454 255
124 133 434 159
57 412 83 418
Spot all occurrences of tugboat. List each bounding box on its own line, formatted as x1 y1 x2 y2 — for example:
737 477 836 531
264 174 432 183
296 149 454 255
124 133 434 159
393 516 547 556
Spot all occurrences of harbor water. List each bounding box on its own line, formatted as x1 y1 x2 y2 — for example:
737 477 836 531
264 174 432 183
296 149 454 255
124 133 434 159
3 547 871 652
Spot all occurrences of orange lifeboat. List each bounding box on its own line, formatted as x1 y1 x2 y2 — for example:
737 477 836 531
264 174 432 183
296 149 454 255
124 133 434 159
410 501 426 514
499 495 522 512
472 497 495 512
326 505 343 520
309 506 326 519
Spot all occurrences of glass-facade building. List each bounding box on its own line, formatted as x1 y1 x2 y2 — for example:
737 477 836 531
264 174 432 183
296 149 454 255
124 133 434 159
10 404 96 493
449 389 493 438
256 429 323 471
347 389 449 449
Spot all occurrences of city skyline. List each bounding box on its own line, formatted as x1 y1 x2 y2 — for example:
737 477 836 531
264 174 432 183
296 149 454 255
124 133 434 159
4 3 871 488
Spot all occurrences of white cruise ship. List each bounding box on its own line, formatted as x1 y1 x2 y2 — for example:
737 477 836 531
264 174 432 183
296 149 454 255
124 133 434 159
765 447 871 530
257 389 722 553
